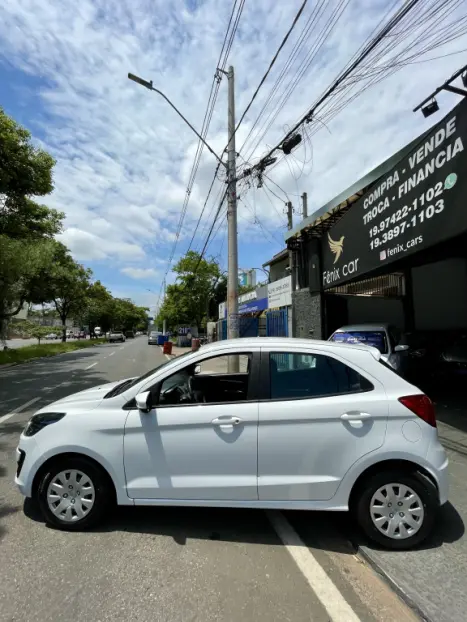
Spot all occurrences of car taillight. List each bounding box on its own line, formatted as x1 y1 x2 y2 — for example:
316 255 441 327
398 394 436 427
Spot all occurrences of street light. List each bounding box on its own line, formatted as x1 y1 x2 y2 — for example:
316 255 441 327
128 73 226 169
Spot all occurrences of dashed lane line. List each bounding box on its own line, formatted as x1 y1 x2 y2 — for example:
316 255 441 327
0 397 41 425
84 362 98 370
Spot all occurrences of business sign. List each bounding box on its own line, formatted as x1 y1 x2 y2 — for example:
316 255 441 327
268 276 292 308
218 301 226 320
239 298 268 314
322 99 467 288
239 290 257 303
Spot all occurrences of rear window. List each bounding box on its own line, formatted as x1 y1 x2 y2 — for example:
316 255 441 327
330 330 388 354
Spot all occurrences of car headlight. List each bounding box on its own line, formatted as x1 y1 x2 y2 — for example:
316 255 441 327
24 413 66 437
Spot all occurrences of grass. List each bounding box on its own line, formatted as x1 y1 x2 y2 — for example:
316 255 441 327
0 338 106 366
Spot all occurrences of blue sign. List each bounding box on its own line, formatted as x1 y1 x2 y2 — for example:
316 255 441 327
239 298 268 314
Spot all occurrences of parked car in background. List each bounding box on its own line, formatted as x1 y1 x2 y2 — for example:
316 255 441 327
77 330 86 339
15 337 447 550
125 331 135 339
108 330 126 343
66 330 74 339
148 330 162 345
328 324 409 373
45 333 59 340
94 327 102 337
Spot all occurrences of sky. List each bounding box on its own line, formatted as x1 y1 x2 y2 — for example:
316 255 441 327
1 0 467 314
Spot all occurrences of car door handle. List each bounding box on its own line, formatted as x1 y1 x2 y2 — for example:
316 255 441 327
340 412 372 421
212 417 242 426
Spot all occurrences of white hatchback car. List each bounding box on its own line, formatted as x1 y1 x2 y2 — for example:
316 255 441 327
15 338 448 549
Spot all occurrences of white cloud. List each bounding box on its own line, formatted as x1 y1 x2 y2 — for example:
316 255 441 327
121 267 158 280
58 227 146 261
1 0 466 297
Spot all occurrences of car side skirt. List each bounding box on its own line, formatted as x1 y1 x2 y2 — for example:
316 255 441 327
131 498 348 510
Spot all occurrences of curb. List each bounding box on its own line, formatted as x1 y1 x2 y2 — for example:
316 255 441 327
354 544 433 622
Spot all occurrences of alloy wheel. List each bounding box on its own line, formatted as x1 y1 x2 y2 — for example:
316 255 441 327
370 483 424 539
46 469 96 522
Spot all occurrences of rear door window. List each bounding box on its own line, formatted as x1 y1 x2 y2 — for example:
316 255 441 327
269 352 373 400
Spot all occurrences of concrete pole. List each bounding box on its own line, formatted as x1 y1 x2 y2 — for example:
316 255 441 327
227 66 239 372
301 192 308 219
227 66 239 340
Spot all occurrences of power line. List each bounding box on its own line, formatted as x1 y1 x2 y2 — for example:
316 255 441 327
156 0 246 309
248 0 425 173
233 0 309 140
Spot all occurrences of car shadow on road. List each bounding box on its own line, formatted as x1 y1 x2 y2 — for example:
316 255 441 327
23 499 465 554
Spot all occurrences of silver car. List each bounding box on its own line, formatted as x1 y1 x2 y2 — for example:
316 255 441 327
328 323 409 372
148 331 162 345
108 331 126 343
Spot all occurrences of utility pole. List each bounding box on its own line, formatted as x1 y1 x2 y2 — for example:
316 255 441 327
227 66 239 341
287 201 297 294
287 201 293 230
301 192 308 219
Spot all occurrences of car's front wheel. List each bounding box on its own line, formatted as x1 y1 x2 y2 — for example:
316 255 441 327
37 456 113 531
354 469 439 550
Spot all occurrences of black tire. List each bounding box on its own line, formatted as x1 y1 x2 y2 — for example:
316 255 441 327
354 469 439 550
37 456 113 531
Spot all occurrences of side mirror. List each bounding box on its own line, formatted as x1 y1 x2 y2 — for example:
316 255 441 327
194 364 201 375
394 344 409 353
135 391 152 413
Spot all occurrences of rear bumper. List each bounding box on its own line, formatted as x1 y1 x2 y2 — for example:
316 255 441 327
426 438 449 505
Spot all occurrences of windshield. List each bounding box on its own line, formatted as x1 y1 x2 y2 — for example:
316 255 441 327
106 351 194 397
330 330 388 354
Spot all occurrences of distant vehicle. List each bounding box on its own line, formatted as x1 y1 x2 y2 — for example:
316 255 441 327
15 337 448 550
77 330 86 339
108 330 126 343
125 331 135 339
45 333 59 340
148 330 162 345
328 324 409 373
94 327 102 337
66 330 74 339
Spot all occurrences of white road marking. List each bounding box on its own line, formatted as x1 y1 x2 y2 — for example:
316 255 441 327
109 351 115 357
267 510 360 622
84 362 97 370
0 397 41 425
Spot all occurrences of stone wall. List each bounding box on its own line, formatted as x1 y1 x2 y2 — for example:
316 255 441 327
292 289 323 340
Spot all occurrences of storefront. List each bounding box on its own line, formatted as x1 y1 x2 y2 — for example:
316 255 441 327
266 275 293 337
287 97 467 343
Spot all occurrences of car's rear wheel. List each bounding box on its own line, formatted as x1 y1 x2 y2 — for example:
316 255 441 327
354 469 439 550
37 457 113 531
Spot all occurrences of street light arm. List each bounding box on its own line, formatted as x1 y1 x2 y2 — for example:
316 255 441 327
128 73 227 169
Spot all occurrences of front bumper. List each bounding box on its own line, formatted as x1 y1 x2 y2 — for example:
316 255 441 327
15 435 41 497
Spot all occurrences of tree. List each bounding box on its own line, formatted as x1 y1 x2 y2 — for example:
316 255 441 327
111 298 148 332
13 320 56 344
81 281 114 335
0 236 57 347
39 248 92 341
0 107 55 203
157 251 222 329
0 108 61 346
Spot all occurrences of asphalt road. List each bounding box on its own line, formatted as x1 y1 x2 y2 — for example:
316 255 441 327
0 337 459 621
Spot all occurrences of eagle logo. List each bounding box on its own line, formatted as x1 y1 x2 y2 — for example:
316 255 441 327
328 232 344 264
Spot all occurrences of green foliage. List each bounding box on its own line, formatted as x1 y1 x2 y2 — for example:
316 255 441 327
12 320 57 344
0 339 105 366
0 235 56 322
157 251 222 329
0 107 55 199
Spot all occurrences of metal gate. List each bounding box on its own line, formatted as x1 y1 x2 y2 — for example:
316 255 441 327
217 317 259 339
266 309 288 337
